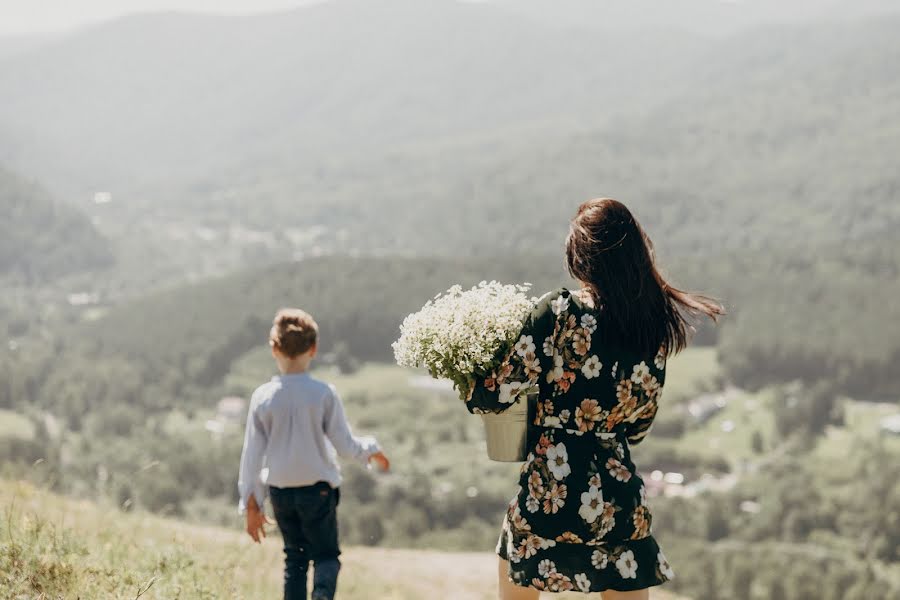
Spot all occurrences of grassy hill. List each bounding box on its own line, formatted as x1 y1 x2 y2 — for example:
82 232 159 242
0 481 689 600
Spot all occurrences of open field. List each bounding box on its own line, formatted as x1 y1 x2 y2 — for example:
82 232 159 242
0 481 687 600
0 408 34 441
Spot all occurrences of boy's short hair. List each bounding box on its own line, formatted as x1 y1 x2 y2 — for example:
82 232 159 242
269 308 318 358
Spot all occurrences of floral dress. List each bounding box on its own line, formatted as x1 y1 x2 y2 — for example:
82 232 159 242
467 288 674 593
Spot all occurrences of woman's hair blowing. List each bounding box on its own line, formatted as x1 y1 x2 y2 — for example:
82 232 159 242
565 198 724 356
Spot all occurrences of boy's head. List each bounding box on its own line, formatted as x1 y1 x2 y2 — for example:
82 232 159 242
269 308 318 361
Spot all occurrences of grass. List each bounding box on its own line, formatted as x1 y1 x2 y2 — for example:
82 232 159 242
0 409 35 441
662 346 721 402
0 481 688 600
674 387 778 469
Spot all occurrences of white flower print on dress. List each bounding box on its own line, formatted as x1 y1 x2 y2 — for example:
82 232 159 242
543 481 567 514
580 313 598 333
578 485 604 523
581 355 602 379
546 443 571 480
520 535 540 559
542 336 555 357
515 335 536 357
591 550 609 569
572 333 590 356
631 361 650 384
616 550 639 579
498 381 523 404
559 409 571 424
551 294 570 316
606 457 632 482
611 361 618 378
546 354 565 384
657 551 675 579
525 496 540 513
575 573 591 592
538 559 557 578
654 345 667 369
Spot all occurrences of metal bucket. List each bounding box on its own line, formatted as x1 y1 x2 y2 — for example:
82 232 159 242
481 395 533 462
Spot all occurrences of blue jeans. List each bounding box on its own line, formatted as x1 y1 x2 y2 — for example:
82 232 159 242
269 483 341 600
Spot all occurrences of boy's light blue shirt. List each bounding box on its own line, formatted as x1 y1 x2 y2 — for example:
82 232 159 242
237 372 380 512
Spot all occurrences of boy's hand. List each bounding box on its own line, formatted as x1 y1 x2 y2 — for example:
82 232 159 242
369 451 390 472
245 496 272 543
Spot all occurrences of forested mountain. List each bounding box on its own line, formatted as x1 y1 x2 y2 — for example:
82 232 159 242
0 0 706 196
493 0 900 35
164 14 900 257
0 167 111 280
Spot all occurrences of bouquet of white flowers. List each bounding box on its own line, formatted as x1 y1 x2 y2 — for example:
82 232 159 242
393 281 536 402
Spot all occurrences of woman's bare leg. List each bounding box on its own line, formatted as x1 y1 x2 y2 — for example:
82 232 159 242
601 589 650 600
498 558 539 600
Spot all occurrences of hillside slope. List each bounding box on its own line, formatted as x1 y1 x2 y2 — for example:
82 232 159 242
0 166 111 280
0 481 688 599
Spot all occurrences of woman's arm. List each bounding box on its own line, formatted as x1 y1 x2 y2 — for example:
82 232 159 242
465 290 561 414
623 352 666 445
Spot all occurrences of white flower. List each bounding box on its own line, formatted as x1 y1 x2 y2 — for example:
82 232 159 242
543 416 561 428
538 537 557 550
392 281 535 401
578 486 604 523
591 550 608 570
581 355 602 379
546 354 565 383
520 536 539 559
538 559 557 577
514 335 536 357
611 361 618 378
551 294 570 316
575 573 591 592
546 443 571 480
654 346 666 369
657 551 675 579
631 361 650 384
542 336 555 357
580 314 597 333
616 550 638 579
559 409 571 423
525 496 540 513
499 381 523 404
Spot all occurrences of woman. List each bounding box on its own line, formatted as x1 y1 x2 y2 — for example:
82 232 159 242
467 199 724 599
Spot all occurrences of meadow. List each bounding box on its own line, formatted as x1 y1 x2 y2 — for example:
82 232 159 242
0 481 687 600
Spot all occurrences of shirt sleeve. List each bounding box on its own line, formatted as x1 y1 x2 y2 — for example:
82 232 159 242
237 390 269 513
324 386 381 464
465 289 560 415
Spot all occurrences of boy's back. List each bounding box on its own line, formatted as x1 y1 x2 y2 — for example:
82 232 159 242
237 308 387 600
241 372 378 505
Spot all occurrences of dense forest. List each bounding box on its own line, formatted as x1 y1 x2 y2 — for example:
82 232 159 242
0 166 111 281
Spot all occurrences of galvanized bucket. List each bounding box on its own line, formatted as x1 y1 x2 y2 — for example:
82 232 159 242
481 395 534 462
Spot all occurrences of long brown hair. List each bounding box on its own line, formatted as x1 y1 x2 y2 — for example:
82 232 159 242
565 198 724 356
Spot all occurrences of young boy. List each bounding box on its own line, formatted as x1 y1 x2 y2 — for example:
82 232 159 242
238 308 389 600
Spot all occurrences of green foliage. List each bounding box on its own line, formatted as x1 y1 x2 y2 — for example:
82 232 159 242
0 167 112 281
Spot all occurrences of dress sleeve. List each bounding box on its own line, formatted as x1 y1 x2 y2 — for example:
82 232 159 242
623 349 666 445
465 289 562 414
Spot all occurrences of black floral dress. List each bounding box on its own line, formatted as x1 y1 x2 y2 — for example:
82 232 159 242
467 288 673 593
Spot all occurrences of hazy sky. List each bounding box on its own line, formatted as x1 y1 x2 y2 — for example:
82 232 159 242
0 0 331 35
